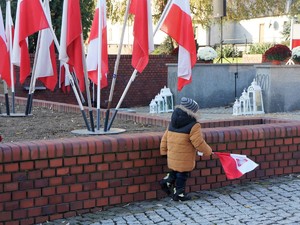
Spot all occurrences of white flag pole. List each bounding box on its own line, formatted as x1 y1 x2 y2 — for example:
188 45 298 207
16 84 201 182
153 0 172 37
40 0 91 130
3 81 10 115
6 0 15 113
96 0 103 130
107 64 139 130
103 0 131 131
25 25 42 115
81 34 95 132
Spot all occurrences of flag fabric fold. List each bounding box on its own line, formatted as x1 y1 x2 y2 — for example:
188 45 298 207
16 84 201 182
214 152 259 180
12 0 49 84
0 6 11 86
59 0 85 92
129 0 154 73
34 0 57 91
86 0 108 89
159 0 196 91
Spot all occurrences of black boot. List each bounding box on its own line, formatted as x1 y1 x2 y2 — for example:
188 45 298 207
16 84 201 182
160 173 175 196
172 188 191 202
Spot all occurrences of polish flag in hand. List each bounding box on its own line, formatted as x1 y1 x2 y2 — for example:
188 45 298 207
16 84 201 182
159 0 196 91
214 152 259 180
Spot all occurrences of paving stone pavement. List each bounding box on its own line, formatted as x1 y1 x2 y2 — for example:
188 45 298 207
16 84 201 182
42 174 300 225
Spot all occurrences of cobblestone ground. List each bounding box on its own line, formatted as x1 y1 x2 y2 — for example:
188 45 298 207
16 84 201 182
42 174 300 225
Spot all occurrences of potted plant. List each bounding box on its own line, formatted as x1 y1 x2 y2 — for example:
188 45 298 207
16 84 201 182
292 46 300 64
264 44 291 64
197 46 218 63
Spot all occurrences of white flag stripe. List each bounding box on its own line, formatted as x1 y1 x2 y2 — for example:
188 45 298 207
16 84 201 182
178 46 192 79
11 0 21 66
59 0 69 63
0 7 6 44
173 0 191 15
86 39 98 71
230 154 259 174
147 0 154 53
34 0 54 78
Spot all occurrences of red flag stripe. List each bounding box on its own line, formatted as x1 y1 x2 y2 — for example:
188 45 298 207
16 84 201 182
59 0 85 92
129 0 153 73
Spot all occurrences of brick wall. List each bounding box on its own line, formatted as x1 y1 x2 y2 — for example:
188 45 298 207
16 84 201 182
1 99 300 224
13 55 178 108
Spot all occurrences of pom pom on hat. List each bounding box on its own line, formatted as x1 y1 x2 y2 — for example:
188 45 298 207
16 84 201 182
180 97 199 113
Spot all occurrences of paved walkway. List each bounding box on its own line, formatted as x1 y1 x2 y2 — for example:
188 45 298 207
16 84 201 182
43 174 300 225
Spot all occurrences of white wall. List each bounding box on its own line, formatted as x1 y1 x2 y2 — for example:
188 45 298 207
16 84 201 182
196 16 289 47
106 16 289 54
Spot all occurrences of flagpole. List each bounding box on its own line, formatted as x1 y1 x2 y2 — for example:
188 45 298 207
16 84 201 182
3 81 10 115
6 0 15 113
107 67 139 131
25 29 42 115
39 0 91 131
153 0 172 36
96 1 103 131
81 34 95 132
103 0 131 131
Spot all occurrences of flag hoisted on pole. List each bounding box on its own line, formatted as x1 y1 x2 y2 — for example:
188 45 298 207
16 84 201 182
5 0 16 113
103 0 131 131
0 5 11 88
12 0 49 85
0 5 10 115
86 0 108 89
129 0 154 73
158 0 196 91
33 0 57 92
86 0 108 130
24 0 58 115
107 0 154 130
214 152 259 180
59 0 85 93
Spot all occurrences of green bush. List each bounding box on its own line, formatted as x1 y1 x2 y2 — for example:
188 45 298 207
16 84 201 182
248 43 274 54
216 45 241 58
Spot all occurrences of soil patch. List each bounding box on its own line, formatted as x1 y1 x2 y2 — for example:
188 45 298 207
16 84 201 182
0 105 166 143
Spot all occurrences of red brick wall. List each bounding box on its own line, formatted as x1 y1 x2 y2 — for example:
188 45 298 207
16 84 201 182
1 99 300 224
13 55 178 108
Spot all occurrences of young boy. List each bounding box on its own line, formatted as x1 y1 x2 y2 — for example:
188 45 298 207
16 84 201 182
160 97 212 201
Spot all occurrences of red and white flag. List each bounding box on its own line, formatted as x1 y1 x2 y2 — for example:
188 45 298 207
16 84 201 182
0 6 11 86
86 0 108 88
12 0 49 84
159 0 196 91
214 152 259 180
33 0 57 91
59 0 85 92
291 23 300 49
129 0 154 73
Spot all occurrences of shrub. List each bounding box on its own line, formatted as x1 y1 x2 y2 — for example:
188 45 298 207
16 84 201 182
264 44 291 61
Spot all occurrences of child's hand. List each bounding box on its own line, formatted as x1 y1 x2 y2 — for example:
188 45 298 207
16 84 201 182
197 151 203 156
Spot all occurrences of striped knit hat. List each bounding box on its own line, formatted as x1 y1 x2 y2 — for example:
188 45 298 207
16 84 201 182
180 97 199 113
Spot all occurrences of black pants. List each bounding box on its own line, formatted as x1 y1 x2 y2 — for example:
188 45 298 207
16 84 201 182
167 170 189 191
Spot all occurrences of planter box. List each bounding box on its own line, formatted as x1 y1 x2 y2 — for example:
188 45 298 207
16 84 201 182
242 54 263 63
